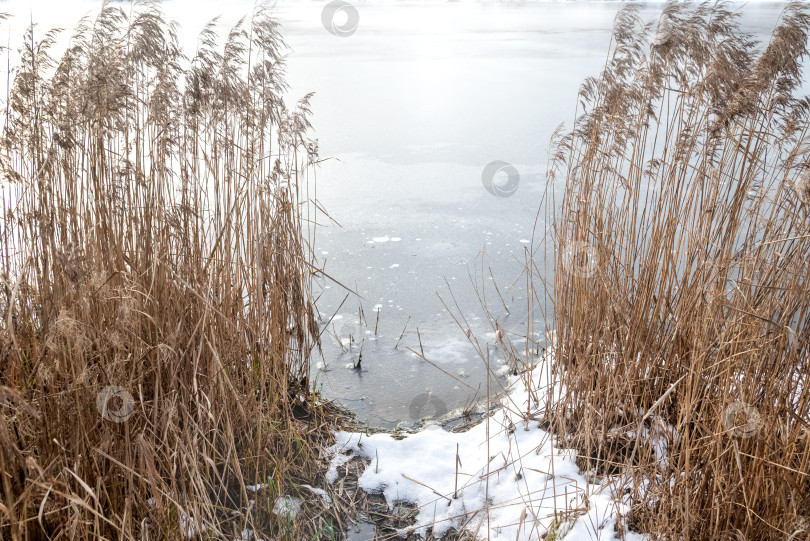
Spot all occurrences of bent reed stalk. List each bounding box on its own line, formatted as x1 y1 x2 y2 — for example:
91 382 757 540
0 2 330 540
543 2 810 539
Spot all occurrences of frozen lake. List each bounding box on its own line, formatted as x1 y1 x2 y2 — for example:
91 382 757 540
277 2 795 426
3 0 798 427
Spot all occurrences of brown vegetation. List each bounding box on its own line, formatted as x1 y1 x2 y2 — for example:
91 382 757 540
0 3 338 540
542 2 810 538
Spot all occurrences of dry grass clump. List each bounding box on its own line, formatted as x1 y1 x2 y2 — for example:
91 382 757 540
0 3 335 540
543 2 810 539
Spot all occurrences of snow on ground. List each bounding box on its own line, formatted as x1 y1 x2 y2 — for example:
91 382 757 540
326 363 646 540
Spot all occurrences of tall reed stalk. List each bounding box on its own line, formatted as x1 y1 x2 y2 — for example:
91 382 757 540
543 2 810 538
0 3 328 539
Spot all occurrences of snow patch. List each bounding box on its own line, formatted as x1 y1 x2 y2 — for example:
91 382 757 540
325 361 643 540
272 496 302 519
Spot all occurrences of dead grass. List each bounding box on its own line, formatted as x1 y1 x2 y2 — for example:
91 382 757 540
538 2 810 538
0 3 342 540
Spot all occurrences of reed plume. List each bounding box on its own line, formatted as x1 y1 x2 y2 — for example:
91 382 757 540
0 2 331 539
543 2 810 538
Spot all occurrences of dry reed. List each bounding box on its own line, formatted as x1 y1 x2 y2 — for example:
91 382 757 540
540 2 810 538
0 2 336 540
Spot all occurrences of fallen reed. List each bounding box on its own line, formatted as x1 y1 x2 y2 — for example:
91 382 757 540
542 2 810 538
0 3 334 540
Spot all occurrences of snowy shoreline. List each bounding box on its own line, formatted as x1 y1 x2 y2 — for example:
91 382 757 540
326 361 645 540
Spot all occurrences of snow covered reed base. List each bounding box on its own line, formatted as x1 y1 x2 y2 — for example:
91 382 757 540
326 363 644 540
